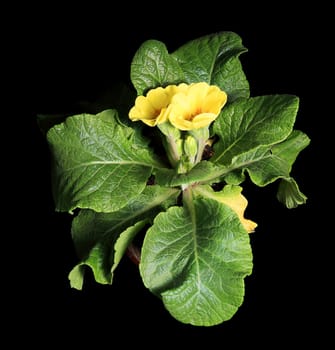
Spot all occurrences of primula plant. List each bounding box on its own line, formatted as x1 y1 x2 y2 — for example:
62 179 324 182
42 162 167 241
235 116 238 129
43 31 310 326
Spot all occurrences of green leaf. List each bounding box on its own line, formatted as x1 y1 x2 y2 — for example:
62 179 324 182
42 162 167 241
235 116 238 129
230 129 310 187
172 31 249 101
156 129 309 192
71 185 180 258
129 32 249 102
139 197 252 326
68 265 85 290
130 40 184 95
47 109 166 213
68 185 180 289
155 161 223 187
69 221 146 289
212 95 300 165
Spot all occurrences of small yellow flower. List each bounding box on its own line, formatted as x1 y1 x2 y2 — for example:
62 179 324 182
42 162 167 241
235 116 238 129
129 85 182 127
167 82 227 130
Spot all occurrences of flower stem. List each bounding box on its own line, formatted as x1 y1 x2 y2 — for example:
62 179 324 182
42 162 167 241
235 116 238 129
195 138 206 164
165 135 181 167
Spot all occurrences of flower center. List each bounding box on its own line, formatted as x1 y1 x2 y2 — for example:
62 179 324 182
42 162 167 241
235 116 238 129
187 108 202 120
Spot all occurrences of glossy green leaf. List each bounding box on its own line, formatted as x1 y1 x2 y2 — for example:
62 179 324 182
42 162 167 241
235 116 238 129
171 31 249 101
154 161 213 187
212 95 300 165
156 129 309 192
140 197 252 326
130 40 184 95
69 185 180 289
130 32 249 102
229 130 310 187
47 109 165 213
154 160 226 187
69 221 146 289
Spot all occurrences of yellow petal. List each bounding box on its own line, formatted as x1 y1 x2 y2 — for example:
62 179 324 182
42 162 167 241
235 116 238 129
190 113 218 129
202 87 227 114
128 85 178 126
168 82 227 130
147 87 170 110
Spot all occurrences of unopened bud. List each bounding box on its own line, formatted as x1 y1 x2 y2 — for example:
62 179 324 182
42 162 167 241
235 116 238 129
183 135 198 159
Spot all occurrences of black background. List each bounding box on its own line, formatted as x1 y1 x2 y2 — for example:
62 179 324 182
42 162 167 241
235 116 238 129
8 3 330 347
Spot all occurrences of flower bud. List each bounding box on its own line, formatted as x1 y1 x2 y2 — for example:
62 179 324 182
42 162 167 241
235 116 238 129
276 178 307 208
183 135 198 160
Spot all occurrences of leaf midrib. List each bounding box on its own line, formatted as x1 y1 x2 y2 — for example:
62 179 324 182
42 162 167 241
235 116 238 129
61 160 157 173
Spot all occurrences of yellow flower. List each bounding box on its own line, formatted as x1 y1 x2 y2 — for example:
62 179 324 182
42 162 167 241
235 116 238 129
195 185 257 233
167 82 227 130
129 85 182 127
128 82 227 130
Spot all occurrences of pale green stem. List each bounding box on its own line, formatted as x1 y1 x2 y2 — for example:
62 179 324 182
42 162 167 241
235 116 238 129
163 135 181 168
189 127 209 165
195 138 207 164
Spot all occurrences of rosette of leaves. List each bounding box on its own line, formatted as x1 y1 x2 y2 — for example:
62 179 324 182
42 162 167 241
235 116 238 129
45 31 310 326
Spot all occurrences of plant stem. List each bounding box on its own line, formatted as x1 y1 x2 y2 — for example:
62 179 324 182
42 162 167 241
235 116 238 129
195 138 206 164
166 135 181 166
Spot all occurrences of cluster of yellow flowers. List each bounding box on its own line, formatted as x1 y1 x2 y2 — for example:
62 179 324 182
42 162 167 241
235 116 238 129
129 82 227 130
128 82 256 233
